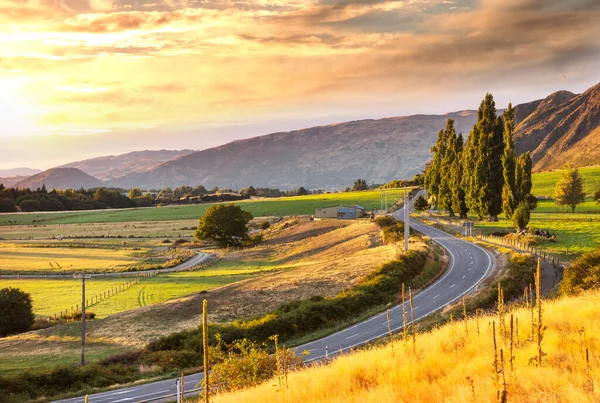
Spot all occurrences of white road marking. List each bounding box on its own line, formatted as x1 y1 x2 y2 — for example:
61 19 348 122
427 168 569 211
462 275 466 279
104 390 137 397
345 334 358 340
469 268 471 271
415 305 419 310
450 284 455 288
433 294 440 299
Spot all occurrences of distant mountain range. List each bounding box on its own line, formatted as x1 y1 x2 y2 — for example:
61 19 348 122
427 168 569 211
0 168 41 177
58 149 196 181
15 168 104 190
5 82 600 191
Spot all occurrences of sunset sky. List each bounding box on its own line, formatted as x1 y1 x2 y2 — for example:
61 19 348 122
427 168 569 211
2 0 600 169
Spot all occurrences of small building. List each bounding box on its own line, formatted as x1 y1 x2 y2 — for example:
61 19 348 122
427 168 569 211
315 205 366 220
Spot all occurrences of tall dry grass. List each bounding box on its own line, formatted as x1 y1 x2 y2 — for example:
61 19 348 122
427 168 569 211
213 290 600 403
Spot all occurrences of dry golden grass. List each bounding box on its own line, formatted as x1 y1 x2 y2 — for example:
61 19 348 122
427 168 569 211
85 220 396 345
214 290 600 403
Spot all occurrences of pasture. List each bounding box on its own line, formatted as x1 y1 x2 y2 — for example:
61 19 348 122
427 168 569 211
531 165 600 196
0 189 404 226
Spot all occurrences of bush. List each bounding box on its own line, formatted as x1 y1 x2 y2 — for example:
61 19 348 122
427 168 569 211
374 216 406 244
0 288 35 337
512 201 530 232
561 247 600 294
260 221 271 230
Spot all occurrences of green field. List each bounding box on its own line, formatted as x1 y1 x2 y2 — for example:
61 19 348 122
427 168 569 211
532 165 600 196
533 198 600 213
474 212 600 260
0 259 295 319
0 190 403 226
0 243 150 274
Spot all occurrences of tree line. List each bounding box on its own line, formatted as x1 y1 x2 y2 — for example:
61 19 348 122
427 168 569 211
424 94 535 228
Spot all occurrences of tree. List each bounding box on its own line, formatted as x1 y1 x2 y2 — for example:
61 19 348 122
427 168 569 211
594 188 600 204
414 195 429 211
195 204 253 247
128 188 142 199
424 128 448 206
0 287 34 337
451 134 468 218
438 120 457 216
501 104 518 218
352 179 368 191
512 201 530 232
297 186 308 196
554 167 586 212
515 152 533 204
0 197 17 212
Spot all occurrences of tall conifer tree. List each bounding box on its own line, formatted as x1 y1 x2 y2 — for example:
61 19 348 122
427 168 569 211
424 128 448 206
501 104 517 218
438 120 457 216
451 133 468 218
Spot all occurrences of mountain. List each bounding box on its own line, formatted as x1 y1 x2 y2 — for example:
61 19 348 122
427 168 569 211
0 175 32 188
59 149 196 181
514 85 600 170
15 168 104 190
0 168 41 177
108 111 481 190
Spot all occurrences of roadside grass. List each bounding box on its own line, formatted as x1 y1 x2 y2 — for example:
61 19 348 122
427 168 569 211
532 165 600 196
212 289 600 403
0 189 404 226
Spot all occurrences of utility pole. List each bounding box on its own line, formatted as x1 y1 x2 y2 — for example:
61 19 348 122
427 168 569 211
74 273 92 366
404 186 410 252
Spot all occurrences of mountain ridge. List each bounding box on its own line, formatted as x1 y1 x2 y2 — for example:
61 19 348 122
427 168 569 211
15 168 104 190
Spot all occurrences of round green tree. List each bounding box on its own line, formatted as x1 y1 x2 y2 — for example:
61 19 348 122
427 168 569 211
195 204 253 247
0 287 35 337
554 167 586 212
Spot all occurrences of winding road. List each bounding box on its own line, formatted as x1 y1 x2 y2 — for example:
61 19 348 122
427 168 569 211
54 191 496 403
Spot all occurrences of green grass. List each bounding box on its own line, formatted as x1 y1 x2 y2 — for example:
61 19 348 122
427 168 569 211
474 212 600 260
0 259 295 319
0 190 402 226
534 198 600 213
532 165 600 196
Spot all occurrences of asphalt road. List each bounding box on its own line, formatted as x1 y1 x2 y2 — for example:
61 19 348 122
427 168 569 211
54 191 495 403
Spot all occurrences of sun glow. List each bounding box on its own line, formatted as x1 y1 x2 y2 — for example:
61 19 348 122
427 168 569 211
0 78 42 139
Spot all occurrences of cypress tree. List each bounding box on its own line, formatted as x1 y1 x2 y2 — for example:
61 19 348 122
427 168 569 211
515 151 533 203
451 133 468 218
466 94 504 221
501 104 517 218
424 128 448 206
438 120 457 216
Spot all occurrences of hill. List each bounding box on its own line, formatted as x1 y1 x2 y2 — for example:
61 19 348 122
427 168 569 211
0 168 40 177
15 168 104 190
214 289 600 403
109 111 480 190
0 175 31 188
514 83 600 170
58 149 195 181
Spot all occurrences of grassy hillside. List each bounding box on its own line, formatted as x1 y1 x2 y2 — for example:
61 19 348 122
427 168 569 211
214 290 600 403
0 189 403 226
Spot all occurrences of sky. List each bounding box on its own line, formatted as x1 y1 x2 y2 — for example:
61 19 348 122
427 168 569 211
1 0 600 170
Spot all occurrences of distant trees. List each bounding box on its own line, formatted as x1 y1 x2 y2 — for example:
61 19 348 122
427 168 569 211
195 204 253 247
296 186 308 196
0 197 17 212
424 94 533 222
128 188 142 199
352 179 368 191
0 287 34 337
554 167 586 212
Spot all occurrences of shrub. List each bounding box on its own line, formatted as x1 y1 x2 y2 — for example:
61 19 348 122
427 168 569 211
561 247 600 294
0 287 35 337
512 201 530 232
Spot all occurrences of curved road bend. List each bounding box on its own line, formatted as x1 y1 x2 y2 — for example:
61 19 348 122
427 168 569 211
54 191 495 403
0 251 216 280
